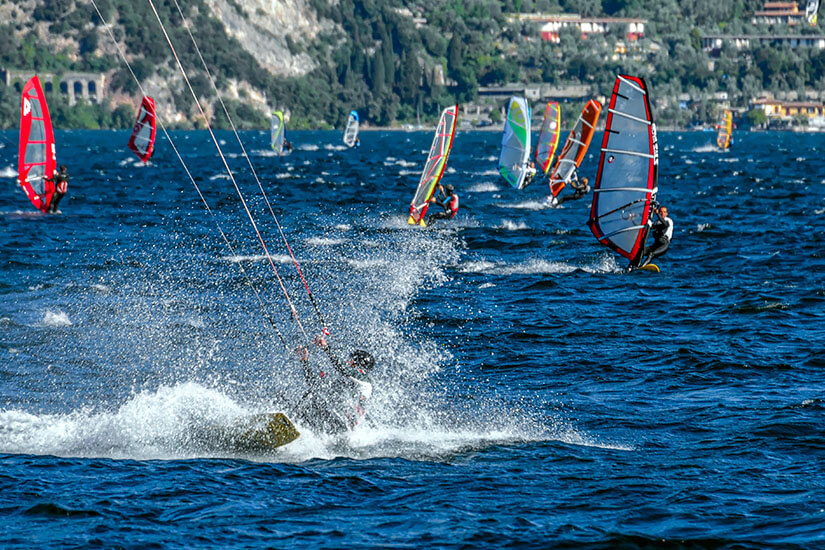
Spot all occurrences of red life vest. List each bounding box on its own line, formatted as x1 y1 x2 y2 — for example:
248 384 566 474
447 194 459 218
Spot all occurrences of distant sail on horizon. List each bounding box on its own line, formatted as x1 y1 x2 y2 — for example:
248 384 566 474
271 110 285 154
343 110 359 148
716 109 732 150
128 96 157 163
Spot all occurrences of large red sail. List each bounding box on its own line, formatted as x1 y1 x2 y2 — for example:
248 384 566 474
128 96 157 162
18 76 56 213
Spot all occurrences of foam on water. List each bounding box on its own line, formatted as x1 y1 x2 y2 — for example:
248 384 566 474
469 182 499 192
221 254 293 264
0 165 17 178
0 380 614 462
496 219 529 231
40 310 72 327
460 256 621 275
306 236 346 246
496 199 553 211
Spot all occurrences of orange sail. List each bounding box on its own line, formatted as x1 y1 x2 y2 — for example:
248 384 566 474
549 100 601 197
716 110 732 150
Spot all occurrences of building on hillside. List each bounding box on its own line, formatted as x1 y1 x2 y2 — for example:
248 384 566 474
702 34 825 53
751 98 825 118
507 13 645 43
2 69 106 106
477 83 590 102
752 2 805 25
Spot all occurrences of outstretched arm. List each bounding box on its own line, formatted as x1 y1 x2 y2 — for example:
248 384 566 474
314 335 355 378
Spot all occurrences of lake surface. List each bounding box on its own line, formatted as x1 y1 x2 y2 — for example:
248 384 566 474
0 129 823 547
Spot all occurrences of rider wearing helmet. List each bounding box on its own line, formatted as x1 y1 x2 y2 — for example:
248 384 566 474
427 183 459 225
294 333 375 434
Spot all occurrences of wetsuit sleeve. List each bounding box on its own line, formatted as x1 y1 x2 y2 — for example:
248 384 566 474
321 344 358 378
301 356 322 392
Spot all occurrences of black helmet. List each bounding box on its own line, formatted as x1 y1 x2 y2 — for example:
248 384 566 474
349 349 375 371
445 184 455 193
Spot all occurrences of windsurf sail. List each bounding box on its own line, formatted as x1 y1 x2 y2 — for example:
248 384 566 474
408 104 458 226
808 0 820 25
343 110 359 148
499 96 532 190
549 99 602 197
127 96 157 163
271 110 285 154
587 75 658 261
535 101 562 174
18 76 56 213
716 109 732 150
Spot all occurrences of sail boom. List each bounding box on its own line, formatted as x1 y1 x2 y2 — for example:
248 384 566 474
617 75 646 95
595 186 658 194
602 148 654 159
608 109 652 126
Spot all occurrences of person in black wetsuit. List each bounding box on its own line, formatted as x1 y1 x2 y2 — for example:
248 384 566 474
47 165 69 213
630 205 674 268
426 183 459 225
283 140 294 154
293 334 375 434
556 175 590 206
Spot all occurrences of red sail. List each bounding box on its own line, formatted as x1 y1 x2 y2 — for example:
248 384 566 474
18 76 57 213
128 96 157 162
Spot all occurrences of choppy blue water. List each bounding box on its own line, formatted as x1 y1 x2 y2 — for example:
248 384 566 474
0 128 824 547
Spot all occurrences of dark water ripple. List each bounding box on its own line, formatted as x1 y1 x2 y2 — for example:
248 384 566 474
0 129 824 547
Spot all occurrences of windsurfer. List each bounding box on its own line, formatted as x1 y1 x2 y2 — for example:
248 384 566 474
293 334 375 434
283 140 294 154
632 205 673 268
556 175 591 205
47 165 69 213
427 183 459 224
355 137 361 148
523 161 538 187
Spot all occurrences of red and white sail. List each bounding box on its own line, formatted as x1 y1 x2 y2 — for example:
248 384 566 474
18 76 57 213
128 96 157 162
588 75 658 260
408 105 458 226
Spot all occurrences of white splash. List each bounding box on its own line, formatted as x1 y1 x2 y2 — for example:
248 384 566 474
496 199 553 211
222 254 293 264
306 236 346 246
41 310 72 327
496 219 529 231
469 182 499 193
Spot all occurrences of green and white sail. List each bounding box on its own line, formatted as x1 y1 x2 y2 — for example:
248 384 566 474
271 110 285 154
499 97 531 190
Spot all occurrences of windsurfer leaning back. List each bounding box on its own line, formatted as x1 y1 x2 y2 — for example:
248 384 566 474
292 333 375 435
427 183 459 225
556 173 591 206
47 165 69 213
631 204 673 268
